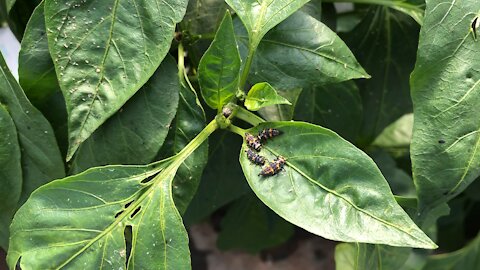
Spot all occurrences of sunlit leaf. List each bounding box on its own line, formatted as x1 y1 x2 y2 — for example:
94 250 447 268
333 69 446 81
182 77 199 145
245 82 291 111
410 0 480 214
198 12 240 110
240 122 436 248
70 56 180 173
44 0 188 160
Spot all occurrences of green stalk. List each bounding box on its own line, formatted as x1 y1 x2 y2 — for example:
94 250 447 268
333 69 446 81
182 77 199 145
238 43 257 91
236 107 266 126
178 43 186 82
227 124 246 136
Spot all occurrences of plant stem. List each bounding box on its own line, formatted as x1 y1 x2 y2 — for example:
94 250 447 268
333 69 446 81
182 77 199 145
236 107 266 126
178 43 185 82
238 42 258 92
227 124 246 136
173 119 218 167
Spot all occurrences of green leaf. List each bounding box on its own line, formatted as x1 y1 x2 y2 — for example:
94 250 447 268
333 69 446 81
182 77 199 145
198 12 240 110
0 105 22 249
410 0 480 214
234 11 369 90
371 150 415 197
70 56 180 173
0 53 65 204
244 82 291 111
17 2 69 158
18 1 59 106
258 88 302 121
373 114 413 157
5 0 15 13
183 131 250 225
4 0 41 41
217 194 294 253
295 81 363 142
7 161 190 269
423 233 480 270
345 7 419 144
225 0 310 46
240 122 436 248
44 0 189 160
158 84 208 215
335 243 411 270
183 0 228 36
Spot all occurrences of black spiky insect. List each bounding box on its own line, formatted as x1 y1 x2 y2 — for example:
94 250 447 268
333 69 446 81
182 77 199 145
245 149 265 165
259 156 286 177
257 128 283 142
245 132 262 151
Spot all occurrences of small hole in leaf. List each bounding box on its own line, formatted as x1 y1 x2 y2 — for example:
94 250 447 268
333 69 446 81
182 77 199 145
124 200 133 209
130 206 141 219
141 175 155 184
466 72 473 79
438 139 446 144
124 225 133 259
114 210 124 218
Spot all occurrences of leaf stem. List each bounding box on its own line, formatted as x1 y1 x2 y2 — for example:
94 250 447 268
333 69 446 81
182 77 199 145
178 43 186 81
173 119 218 167
236 107 266 126
238 42 258 91
227 124 246 136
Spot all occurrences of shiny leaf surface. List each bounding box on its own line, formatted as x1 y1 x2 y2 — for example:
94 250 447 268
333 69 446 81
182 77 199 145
225 0 310 46
0 53 65 204
245 82 291 111
234 11 369 89
70 56 180 173
240 122 436 248
198 12 240 110
44 0 188 160
8 160 191 269
0 105 22 249
410 0 480 213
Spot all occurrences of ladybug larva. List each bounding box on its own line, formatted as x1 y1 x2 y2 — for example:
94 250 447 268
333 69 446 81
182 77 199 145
246 149 265 165
245 132 262 151
257 128 282 142
259 156 286 176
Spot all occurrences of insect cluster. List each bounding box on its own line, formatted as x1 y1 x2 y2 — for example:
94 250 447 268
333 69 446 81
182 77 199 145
244 128 286 177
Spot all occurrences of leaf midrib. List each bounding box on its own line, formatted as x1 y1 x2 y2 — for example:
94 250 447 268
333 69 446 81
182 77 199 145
263 144 430 246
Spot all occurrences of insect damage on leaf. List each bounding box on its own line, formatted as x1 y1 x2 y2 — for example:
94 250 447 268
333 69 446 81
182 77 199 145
472 16 479 40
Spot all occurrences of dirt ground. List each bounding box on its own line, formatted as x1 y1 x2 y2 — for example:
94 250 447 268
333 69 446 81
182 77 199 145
190 222 336 270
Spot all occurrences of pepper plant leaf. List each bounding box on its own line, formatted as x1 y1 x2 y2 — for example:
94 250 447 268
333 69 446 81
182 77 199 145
245 82 291 111
295 81 363 142
234 11 369 90
0 105 22 249
70 56 180 173
198 12 240 110
158 83 208 215
0 53 65 204
240 122 436 248
410 0 480 214
7 159 191 269
44 0 189 160
335 243 411 270
18 1 59 106
345 7 419 145
225 0 310 46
